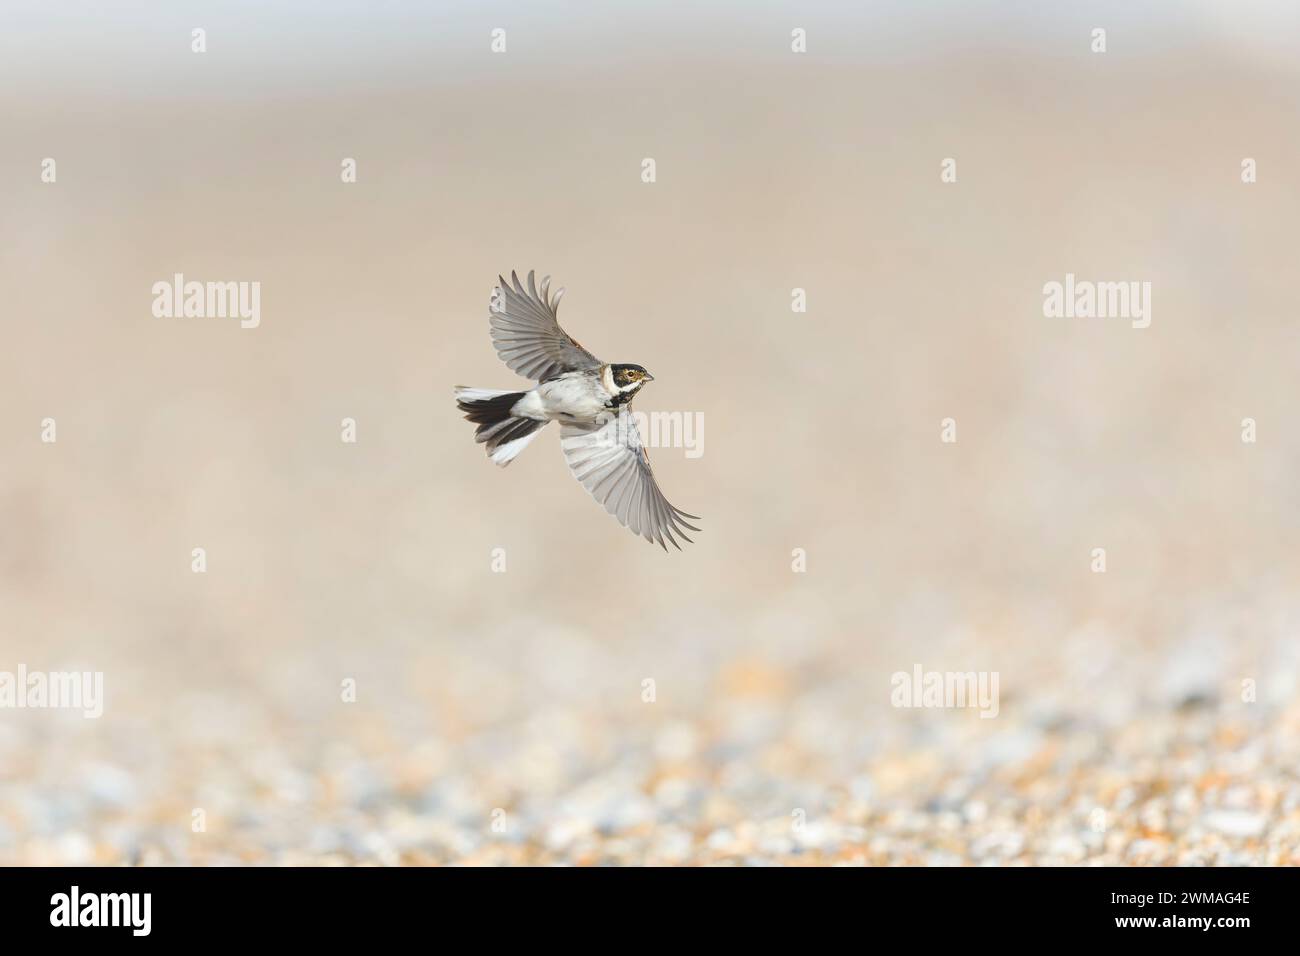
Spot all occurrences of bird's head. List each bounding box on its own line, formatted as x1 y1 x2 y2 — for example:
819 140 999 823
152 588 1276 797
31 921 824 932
609 363 654 394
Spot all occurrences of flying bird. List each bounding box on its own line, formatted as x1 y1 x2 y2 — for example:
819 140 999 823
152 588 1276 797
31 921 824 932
455 270 700 549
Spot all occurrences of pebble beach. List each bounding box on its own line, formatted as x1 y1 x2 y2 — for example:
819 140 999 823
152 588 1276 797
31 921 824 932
3 4 1300 867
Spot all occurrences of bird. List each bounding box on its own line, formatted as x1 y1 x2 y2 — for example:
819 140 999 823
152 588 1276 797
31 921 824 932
455 270 700 550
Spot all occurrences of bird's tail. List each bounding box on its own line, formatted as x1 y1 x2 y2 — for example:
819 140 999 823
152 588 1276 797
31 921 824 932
455 387 546 467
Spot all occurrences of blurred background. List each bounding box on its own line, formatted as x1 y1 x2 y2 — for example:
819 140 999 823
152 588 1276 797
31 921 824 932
2 0 1298 864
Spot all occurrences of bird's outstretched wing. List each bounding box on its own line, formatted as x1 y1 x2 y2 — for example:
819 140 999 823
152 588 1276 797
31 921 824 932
560 412 700 550
489 270 601 382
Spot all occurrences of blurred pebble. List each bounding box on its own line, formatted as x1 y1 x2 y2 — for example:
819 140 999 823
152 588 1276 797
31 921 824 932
1204 811 1266 838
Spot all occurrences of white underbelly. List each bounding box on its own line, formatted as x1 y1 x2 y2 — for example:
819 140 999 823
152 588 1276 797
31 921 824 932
529 375 607 422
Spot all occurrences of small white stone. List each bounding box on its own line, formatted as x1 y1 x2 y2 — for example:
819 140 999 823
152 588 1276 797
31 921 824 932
1204 811 1266 838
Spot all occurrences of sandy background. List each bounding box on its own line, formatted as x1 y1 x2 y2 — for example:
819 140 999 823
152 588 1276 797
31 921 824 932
1 1 1299 864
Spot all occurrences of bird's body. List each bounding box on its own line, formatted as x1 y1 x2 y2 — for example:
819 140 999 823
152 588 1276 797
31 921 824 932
531 369 629 422
455 271 699 549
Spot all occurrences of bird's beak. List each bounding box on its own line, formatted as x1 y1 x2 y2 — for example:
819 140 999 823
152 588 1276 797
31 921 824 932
644 372 655 382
